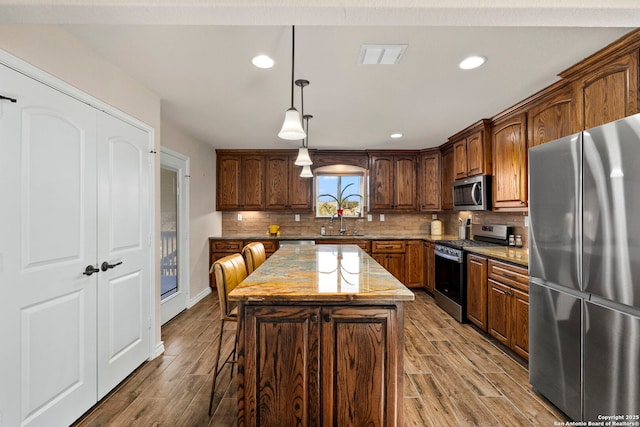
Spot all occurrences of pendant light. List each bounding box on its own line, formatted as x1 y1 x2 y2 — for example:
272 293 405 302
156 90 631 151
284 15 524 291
294 79 312 166
278 26 306 140
299 114 313 178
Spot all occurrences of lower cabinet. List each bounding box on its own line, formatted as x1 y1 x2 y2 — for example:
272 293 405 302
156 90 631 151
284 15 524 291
404 240 424 288
486 259 529 360
315 239 371 254
371 240 406 284
238 304 401 426
466 254 488 331
209 239 278 288
423 241 435 294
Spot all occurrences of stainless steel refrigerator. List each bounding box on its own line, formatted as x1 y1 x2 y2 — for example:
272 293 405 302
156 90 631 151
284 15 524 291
529 114 640 421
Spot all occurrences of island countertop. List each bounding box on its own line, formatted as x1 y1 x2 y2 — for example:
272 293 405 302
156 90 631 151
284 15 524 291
228 244 415 303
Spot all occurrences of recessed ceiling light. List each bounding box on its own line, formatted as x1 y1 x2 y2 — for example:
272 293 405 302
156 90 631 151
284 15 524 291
252 55 274 69
459 55 486 70
390 133 403 139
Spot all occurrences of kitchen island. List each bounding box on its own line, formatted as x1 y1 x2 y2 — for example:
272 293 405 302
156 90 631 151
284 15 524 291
228 244 414 427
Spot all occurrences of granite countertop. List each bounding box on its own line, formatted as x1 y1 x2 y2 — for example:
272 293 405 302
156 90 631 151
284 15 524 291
465 246 529 267
228 244 415 303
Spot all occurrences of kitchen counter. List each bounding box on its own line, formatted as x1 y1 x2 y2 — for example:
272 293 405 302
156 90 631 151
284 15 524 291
210 233 459 242
228 244 415 302
465 246 529 267
230 244 412 425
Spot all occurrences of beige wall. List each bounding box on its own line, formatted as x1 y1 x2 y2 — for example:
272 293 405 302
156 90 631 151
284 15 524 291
0 25 165 349
161 118 221 301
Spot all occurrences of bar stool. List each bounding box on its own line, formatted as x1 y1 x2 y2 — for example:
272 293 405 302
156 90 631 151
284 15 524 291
242 242 266 274
208 253 247 416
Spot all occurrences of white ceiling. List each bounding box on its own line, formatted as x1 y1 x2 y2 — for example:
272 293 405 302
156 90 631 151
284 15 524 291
1 1 638 150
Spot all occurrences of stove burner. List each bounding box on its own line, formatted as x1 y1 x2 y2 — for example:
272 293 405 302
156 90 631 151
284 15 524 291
435 239 498 249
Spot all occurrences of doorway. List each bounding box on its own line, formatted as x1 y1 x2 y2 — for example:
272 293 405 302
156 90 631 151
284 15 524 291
160 148 189 324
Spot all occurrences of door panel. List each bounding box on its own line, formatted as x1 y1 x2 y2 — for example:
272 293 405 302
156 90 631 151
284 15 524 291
0 63 98 426
97 112 151 399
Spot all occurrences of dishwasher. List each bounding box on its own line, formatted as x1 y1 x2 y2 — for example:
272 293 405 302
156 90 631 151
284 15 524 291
278 240 316 246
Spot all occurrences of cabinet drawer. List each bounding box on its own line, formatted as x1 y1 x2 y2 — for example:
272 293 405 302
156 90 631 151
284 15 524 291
488 259 528 292
317 239 371 253
371 240 406 253
211 240 243 252
244 239 278 253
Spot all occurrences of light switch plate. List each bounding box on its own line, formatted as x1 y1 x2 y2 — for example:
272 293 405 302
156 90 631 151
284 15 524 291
432 214 437 220
524 215 529 227
237 213 242 221
367 214 372 222
295 214 300 222
380 214 385 222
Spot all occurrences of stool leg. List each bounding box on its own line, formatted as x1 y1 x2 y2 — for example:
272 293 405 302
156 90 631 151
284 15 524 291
208 319 226 416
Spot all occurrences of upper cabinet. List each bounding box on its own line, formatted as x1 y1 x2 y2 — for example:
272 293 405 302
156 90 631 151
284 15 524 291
217 153 265 210
369 151 418 212
440 144 454 210
491 113 528 212
527 83 574 148
450 120 492 180
265 152 312 211
418 149 441 212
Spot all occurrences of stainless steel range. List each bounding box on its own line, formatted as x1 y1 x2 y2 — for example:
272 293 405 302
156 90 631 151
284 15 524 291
434 224 511 322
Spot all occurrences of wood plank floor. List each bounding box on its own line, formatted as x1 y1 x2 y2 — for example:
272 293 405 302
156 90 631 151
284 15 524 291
73 289 568 426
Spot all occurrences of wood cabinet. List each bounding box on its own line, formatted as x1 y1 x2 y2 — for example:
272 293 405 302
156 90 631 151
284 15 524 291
491 113 528 211
418 149 441 212
208 239 278 288
265 152 312 211
451 120 492 179
239 304 401 426
315 239 371 253
423 241 435 294
369 151 418 212
527 84 574 148
440 144 454 210
404 240 424 288
371 240 406 284
487 259 529 360
216 153 265 210
567 50 639 131
466 254 488 331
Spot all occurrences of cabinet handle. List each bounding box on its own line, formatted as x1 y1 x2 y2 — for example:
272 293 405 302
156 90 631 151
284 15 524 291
323 314 331 322
502 272 517 280
310 315 318 323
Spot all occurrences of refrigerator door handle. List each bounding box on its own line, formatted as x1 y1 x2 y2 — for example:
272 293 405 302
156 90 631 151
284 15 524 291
589 295 640 318
530 277 589 299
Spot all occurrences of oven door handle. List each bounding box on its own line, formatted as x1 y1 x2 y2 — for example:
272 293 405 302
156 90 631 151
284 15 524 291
435 251 462 263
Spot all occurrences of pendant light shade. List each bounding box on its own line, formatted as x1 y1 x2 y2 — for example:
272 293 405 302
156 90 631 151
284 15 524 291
300 165 313 178
295 147 312 166
279 108 305 140
278 26 306 141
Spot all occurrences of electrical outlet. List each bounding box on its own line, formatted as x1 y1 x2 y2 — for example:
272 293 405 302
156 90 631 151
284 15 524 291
524 215 529 227
380 214 385 222
237 213 242 221
367 214 373 222
432 214 437 220
295 214 300 222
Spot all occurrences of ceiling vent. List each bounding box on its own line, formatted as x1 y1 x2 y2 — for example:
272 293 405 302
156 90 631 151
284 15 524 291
358 44 408 65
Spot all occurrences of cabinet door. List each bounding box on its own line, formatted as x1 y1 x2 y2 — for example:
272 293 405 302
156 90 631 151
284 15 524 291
369 155 395 211
419 151 441 212
487 279 511 346
217 154 241 210
241 305 321 427
321 306 399 427
453 138 468 179
265 154 290 210
440 146 454 210
574 50 639 130
240 155 265 210
394 155 418 211
288 157 313 211
528 87 574 148
511 287 529 360
466 255 488 331
423 242 435 293
465 131 485 176
404 240 423 288
492 114 528 211
372 253 405 283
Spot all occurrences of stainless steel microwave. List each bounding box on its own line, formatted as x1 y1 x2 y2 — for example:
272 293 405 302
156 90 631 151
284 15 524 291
452 175 491 211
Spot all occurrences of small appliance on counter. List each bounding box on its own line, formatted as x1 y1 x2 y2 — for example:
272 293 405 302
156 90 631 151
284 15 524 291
267 224 280 236
430 218 443 236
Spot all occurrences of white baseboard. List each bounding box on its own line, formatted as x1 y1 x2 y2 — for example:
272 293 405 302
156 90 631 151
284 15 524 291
188 286 212 308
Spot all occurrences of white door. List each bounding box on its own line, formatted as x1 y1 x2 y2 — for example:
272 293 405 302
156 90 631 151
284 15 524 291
0 64 98 426
96 112 151 398
160 148 189 324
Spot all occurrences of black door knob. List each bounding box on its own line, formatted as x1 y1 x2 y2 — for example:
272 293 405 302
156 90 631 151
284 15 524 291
83 265 100 276
101 261 123 271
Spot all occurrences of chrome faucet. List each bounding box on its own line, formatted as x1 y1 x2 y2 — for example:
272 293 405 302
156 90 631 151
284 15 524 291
328 212 347 235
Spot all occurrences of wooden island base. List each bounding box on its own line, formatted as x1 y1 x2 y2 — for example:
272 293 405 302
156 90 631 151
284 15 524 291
229 245 414 426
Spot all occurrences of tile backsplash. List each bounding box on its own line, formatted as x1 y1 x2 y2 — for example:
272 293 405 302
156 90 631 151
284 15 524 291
221 210 528 248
